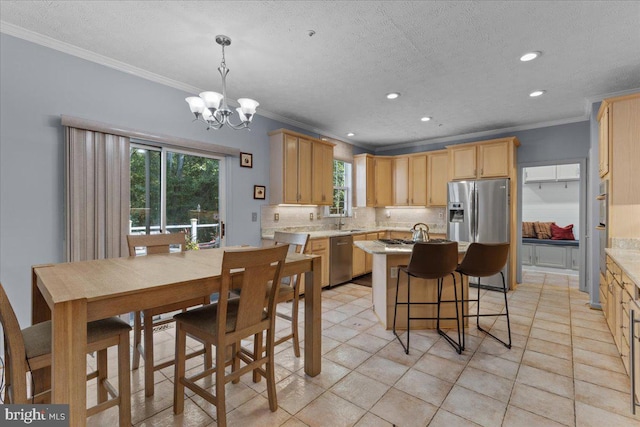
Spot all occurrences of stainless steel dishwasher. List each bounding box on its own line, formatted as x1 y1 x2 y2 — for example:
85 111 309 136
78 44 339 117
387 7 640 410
330 235 353 286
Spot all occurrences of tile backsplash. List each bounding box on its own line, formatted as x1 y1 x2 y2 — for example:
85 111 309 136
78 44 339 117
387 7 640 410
610 238 640 250
260 205 446 236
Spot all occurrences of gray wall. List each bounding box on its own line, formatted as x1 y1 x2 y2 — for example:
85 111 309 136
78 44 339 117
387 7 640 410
0 34 314 326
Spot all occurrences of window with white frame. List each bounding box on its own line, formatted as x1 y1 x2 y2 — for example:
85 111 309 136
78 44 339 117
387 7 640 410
328 160 352 216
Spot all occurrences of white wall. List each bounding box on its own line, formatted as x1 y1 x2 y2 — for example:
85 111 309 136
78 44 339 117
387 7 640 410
522 171 580 237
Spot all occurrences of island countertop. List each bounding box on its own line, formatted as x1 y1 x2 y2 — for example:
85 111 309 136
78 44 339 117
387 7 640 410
355 239 470 255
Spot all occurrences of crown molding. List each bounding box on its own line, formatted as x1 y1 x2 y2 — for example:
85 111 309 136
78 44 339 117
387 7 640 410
374 115 589 153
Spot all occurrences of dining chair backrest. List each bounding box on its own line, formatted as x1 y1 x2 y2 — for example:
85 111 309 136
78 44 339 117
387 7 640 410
457 243 510 277
126 232 186 256
273 231 310 255
406 241 459 280
217 245 289 338
0 282 29 402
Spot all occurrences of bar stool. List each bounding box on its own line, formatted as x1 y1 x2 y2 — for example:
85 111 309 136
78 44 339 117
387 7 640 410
456 242 511 350
392 241 462 354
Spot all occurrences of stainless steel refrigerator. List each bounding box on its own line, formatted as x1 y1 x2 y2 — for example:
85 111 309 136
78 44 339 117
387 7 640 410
447 178 510 290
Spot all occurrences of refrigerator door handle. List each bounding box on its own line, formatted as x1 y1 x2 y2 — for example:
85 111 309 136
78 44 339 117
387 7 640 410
471 186 476 242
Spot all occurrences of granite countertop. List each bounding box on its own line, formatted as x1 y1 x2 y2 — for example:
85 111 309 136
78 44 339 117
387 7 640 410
355 240 470 255
262 227 447 240
605 248 640 286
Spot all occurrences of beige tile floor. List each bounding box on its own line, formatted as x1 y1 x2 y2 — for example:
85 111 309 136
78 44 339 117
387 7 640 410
17 270 640 426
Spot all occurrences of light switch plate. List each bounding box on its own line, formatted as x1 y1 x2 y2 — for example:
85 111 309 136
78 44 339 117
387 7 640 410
390 267 398 278
251 212 257 222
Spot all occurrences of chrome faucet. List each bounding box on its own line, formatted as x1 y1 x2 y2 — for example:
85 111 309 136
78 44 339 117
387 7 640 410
337 210 345 230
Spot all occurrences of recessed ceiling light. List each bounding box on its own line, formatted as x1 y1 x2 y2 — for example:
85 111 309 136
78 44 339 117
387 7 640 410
347 132 355 137
520 51 541 62
421 116 432 122
529 90 546 97
386 92 400 100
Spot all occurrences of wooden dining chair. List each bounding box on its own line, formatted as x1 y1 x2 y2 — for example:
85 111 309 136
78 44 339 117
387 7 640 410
0 282 132 425
272 231 310 357
173 244 289 427
127 232 212 397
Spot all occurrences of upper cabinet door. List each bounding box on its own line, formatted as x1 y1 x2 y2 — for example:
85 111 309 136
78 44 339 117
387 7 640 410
478 140 510 178
449 145 477 180
312 142 334 205
556 164 580 181
408 154 427 206
374 157 393 207
598 105 610 178
283 134 301 203
297 137 313 204
393 156 409 206
427 151 448 206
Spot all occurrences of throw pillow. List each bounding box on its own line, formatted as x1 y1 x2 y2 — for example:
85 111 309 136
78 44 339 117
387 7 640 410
551 223 575 240
533 222 555 240
522 221 536 238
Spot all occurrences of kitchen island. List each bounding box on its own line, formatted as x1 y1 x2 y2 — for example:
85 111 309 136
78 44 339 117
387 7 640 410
355 240 470 330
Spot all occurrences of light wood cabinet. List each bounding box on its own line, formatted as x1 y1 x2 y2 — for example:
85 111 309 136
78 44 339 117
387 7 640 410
311 141 335 205
269 129 313 204
448 145 477 180
304 238 330 288
427 150 448 206
408 154 427 206
393 156 409 206
598 104 610 178
374 157 393 207
448 138 517 181
599 93 640 240
352 234 367 278
354 154 375 207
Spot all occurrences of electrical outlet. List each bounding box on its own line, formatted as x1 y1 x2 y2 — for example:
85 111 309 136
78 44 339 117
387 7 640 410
439 212 443 218
251 212 257 222
274 213 279 221
353 211 357 219
309 213 314 220
390 267 398 278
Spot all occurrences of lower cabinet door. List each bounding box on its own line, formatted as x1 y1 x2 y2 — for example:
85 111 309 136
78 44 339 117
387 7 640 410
534 245 567 269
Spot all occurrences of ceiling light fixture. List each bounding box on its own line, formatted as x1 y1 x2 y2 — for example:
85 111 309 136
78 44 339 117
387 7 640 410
520 51 541 62
347 132 355 137
529 90 546 97
185 35 258 130
421 116 431 122
386 92 400 99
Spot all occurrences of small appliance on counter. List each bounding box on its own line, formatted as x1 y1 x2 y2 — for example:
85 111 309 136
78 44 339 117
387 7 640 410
411 223 430 242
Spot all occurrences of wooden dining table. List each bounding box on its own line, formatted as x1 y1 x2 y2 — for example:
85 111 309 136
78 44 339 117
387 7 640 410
31 246 322 427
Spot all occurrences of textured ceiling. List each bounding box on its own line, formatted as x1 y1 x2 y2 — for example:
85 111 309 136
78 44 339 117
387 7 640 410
1 1 639 149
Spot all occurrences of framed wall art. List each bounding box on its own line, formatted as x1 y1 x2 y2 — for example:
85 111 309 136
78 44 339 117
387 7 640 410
253 185 266 200
240 152 253 168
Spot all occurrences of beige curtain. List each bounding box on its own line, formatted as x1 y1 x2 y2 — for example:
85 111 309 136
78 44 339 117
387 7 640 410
65 127 130 261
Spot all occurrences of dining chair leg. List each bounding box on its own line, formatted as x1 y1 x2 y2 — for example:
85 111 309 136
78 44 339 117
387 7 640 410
291 289 301 358
132 311 142 370
253 332 263 383
215 343 227 427
96 348 108 403
266 328 278 412
117 329 132 427
173 324 186 415
452 274 462 354
143 310 155 397
231 342 240 384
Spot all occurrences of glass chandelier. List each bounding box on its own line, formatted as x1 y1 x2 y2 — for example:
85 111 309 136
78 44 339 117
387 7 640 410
185 35 259 130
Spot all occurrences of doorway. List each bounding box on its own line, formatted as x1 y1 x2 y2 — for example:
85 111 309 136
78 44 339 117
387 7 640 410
517 159 588 292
